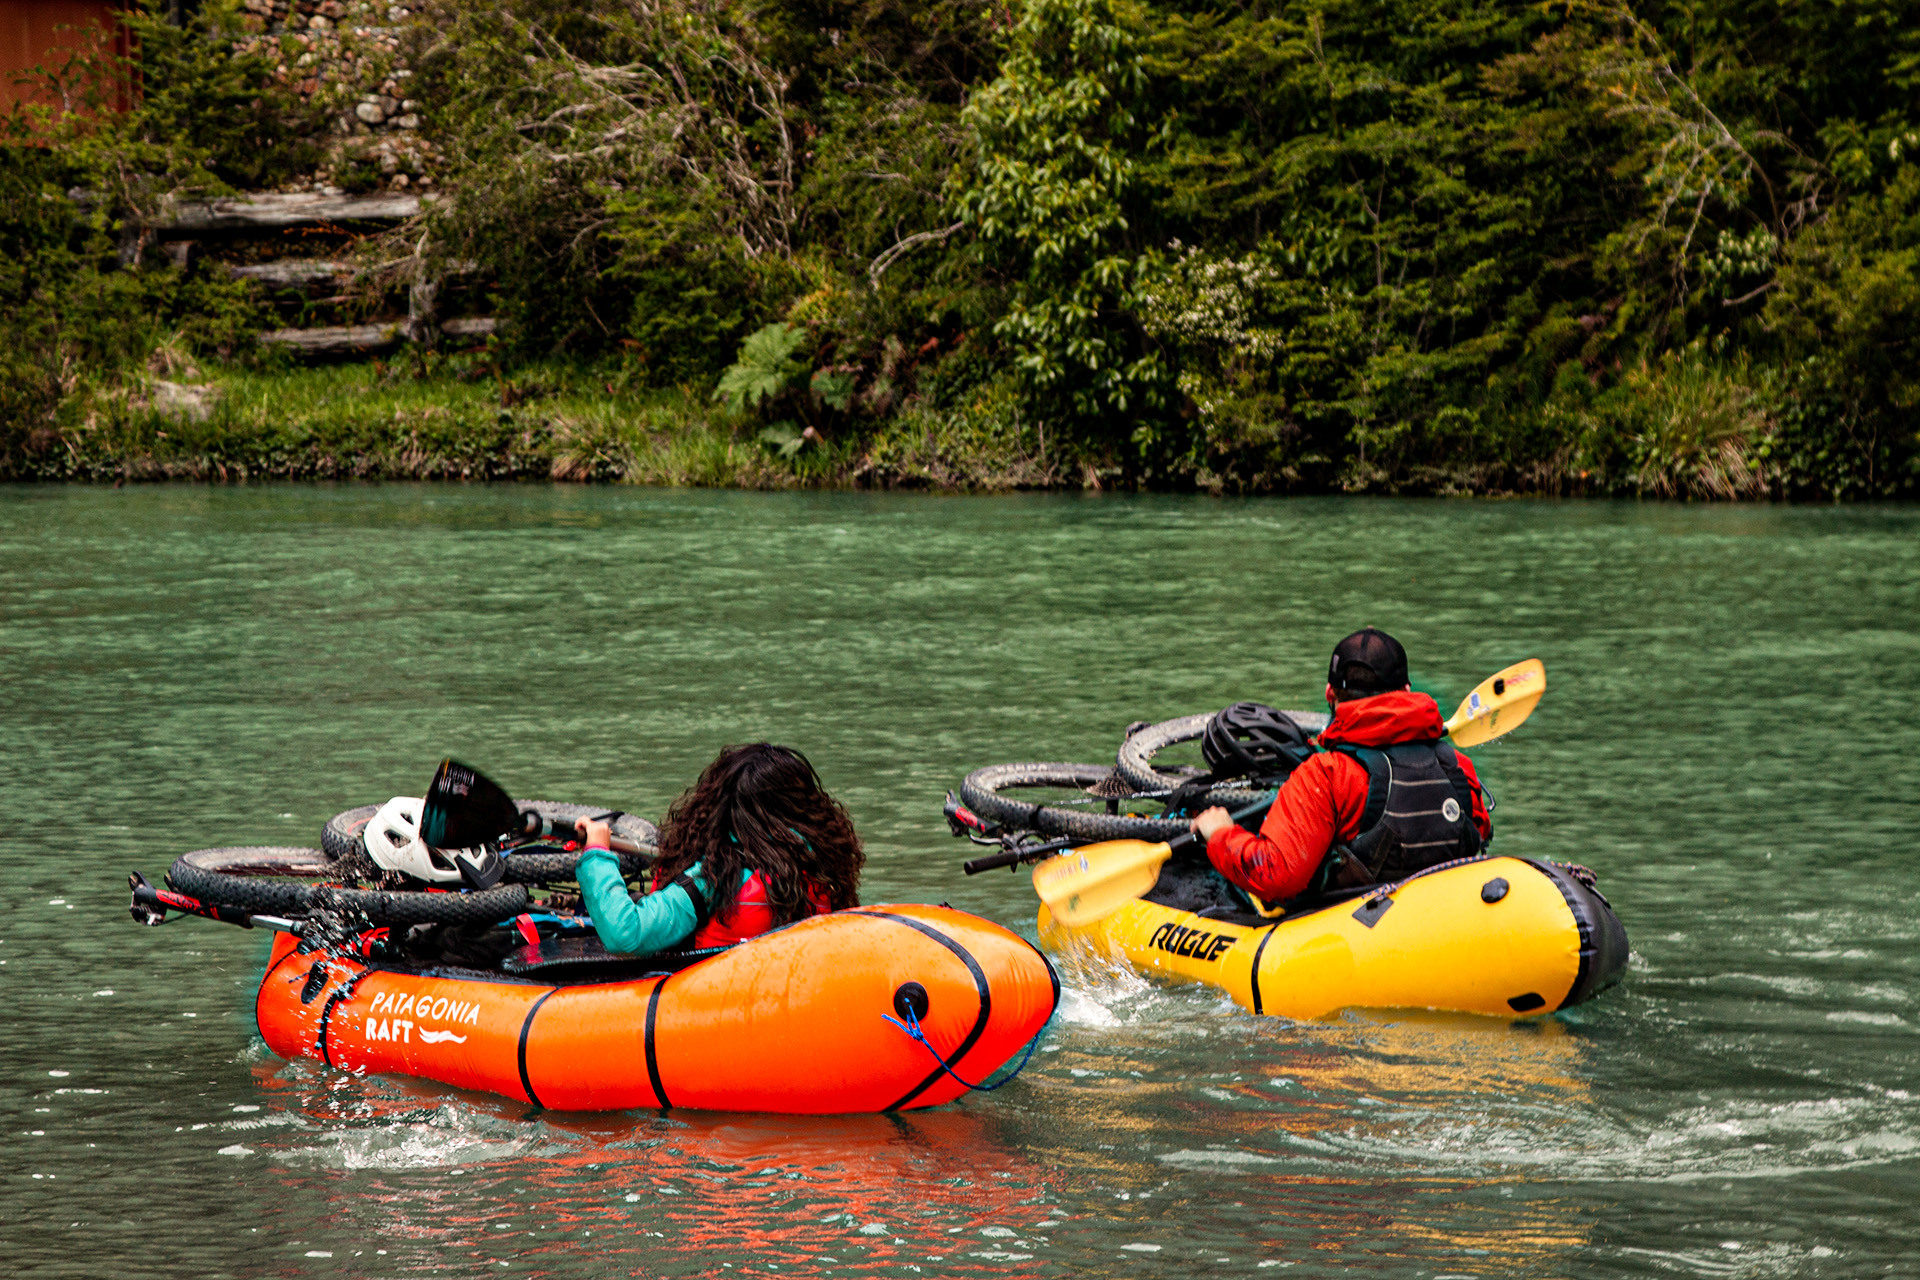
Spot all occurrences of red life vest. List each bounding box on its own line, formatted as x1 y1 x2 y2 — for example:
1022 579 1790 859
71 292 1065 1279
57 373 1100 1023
653 866 832 948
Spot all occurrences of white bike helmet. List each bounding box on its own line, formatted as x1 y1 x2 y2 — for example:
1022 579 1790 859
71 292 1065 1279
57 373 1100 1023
364 795 469 884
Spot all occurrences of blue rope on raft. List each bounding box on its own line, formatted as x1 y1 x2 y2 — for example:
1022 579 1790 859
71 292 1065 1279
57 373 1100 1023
881 1004 1051 1093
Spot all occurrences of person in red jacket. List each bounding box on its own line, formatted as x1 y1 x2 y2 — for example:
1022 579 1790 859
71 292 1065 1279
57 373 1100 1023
1190 628 1492 906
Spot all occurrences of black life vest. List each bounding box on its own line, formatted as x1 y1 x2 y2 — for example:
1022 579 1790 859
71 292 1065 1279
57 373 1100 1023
1316 739 1483 890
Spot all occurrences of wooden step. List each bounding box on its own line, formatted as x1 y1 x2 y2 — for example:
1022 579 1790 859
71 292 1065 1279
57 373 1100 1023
259 317 495 355
163 192 426 231
226 259 358 288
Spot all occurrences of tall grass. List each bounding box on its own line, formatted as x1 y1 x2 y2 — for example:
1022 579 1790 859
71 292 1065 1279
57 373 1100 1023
8 360 1080 490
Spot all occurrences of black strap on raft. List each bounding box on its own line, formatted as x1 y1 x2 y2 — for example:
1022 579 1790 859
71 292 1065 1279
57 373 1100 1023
881 1003 1051 1094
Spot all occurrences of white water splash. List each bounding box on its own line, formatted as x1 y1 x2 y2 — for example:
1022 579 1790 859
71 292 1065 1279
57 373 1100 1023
275 1103 536 1170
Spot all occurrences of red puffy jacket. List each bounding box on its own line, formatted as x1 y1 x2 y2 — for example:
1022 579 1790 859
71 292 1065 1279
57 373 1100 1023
1205 690 1491 903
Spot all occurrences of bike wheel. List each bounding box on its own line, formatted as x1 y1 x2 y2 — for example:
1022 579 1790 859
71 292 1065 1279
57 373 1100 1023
1113 709 1328 803
958 763 1194 843
166 846 530 925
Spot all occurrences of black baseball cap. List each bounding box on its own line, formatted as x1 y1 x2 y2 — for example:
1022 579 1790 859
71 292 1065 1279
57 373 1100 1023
1328 627 1409 693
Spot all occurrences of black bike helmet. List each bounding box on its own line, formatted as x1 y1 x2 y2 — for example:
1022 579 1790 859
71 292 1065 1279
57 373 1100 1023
1201 702 1313 782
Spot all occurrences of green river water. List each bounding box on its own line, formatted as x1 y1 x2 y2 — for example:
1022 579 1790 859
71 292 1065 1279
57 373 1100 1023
2 485 1916 1278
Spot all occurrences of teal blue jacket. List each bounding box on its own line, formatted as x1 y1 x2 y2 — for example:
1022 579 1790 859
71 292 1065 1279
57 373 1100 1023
577 847 749 955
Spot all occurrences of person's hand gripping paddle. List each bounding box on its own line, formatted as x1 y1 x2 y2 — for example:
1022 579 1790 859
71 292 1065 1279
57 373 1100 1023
1031 798 1272 927
1033 658 1548 927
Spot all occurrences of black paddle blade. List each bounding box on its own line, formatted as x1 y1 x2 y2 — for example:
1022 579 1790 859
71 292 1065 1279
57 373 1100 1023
421 759 521 850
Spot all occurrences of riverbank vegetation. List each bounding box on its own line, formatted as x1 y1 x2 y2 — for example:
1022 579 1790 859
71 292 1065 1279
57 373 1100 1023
4 0 1916 496
16 356 1065 487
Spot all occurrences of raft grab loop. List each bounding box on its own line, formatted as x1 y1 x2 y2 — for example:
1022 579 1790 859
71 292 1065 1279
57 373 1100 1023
881 1000 1050 1096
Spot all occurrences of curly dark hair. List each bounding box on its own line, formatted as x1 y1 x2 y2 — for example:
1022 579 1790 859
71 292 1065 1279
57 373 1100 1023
653 743 863 923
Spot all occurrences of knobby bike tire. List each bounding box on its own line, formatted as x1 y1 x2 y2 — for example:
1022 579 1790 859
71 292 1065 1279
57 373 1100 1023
166 846 529 925
1113 709 1329 804
322 800 658 884
958 763 1199 843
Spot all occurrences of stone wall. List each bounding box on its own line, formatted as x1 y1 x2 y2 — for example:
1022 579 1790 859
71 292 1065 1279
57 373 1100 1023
230 0 435 192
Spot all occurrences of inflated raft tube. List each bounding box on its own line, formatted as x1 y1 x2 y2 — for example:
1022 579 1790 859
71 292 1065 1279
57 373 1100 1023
322 800 659 884
1112 709 1330 804
257 904 1060 1114
1038 855 1627 1020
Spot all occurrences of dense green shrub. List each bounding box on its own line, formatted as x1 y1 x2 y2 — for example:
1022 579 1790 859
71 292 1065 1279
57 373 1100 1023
1760 166 1920 497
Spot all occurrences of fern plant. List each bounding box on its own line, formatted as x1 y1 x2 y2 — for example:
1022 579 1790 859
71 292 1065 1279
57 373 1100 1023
714 323 808 411
715 322 865 460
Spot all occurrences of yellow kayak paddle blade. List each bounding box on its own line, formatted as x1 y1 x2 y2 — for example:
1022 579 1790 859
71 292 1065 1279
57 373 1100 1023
1033 838 1174 928
1443 658 1546 748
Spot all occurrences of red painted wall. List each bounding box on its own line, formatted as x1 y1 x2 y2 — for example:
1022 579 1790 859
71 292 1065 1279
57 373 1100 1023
1 1 130 115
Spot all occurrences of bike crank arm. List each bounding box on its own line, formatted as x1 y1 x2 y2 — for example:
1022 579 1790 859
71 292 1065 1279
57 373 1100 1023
962 834 1079 876
128 871 302 933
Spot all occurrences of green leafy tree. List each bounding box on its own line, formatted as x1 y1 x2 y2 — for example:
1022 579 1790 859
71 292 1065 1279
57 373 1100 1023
9 0 1919 494
1761 165 1920 496
950 0 1171 443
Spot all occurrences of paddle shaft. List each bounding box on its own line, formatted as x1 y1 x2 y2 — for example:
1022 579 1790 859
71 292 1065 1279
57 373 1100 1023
1170 797 1272 853
1031 796 1274 927
966 795 1272 876
517 811 652 858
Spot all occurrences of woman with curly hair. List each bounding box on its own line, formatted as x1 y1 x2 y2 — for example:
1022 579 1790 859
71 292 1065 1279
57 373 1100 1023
573 743 864 954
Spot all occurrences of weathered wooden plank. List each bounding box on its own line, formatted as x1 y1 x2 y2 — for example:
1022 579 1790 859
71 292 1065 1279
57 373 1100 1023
260 323 404 354
227 258 479 289
226 259 357 288
164 192 425 230
259 316 497 355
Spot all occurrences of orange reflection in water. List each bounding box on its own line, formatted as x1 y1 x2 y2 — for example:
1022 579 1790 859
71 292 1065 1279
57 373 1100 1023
250 1060 1061 1278
240 1008 1597 1275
